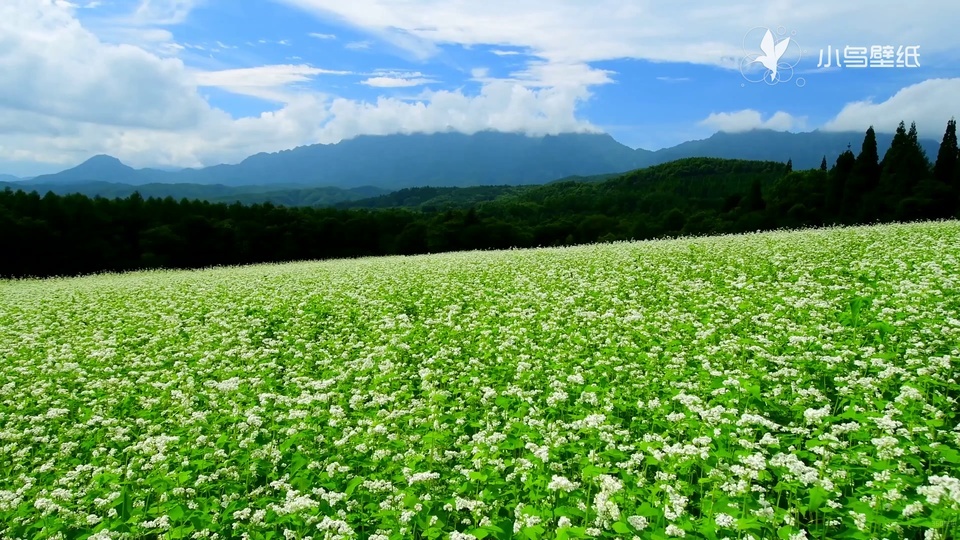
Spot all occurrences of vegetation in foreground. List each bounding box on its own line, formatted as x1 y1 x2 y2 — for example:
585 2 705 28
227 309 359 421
2 119 959 279
1 221 959 539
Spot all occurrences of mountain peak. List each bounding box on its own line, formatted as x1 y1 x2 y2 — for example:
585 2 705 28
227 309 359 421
81 154 127 167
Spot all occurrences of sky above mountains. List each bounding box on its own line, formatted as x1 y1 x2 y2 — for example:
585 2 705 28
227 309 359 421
2 0 960 176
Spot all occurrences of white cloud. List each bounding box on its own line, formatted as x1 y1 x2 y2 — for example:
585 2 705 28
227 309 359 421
699 110 806 132
0 1 599 174
274 0 960 69
822 78 960 137
470 61 614 89
318 82 599 140
193 64 353 102
361 77 437 87
656 76 691 83
309 32 336 39
0 0 213 130
132 0 199 25
194 64 351 103
345 40 372 50
491 50 522 56
195 65 352 87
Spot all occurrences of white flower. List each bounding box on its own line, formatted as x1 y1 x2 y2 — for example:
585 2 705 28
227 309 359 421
714 512 736 528
665 524 686 537
547 475 579 493
627 515 648 530
803 405 831 425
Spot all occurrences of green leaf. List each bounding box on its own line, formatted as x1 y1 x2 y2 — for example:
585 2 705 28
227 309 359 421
581 465 604 478
345 476 365 496
612 522 631 534
808 486 830 511
937 445 960 464
168 503 185 521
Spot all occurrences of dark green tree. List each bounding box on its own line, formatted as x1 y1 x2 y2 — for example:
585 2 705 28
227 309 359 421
880 121 931 205
933 118 958 187
820 156 828 171
826 149 855 220
840 127 882 221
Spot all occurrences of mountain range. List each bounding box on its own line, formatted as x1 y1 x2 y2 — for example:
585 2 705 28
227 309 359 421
1 129 943 204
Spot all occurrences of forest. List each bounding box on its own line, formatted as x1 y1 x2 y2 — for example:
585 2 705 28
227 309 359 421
1 120 957 279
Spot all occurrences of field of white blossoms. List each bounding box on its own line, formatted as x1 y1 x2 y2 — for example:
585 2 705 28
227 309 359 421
1 221 959 540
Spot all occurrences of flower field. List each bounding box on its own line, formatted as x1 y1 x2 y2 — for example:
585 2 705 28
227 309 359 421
1 221 959 540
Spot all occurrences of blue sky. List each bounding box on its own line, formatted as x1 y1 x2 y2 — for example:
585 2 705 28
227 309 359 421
1 0 959 176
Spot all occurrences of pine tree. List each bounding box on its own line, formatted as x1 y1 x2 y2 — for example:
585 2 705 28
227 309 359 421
881 121 931 202
842 127 881 220
785 159 793 173
820 156 828 171
929 118 960 217
854 126 881 191
829 149 856 220
934 118 958 186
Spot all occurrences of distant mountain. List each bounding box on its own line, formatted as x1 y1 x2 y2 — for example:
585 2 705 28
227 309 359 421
0 174 21 182
24 155 175 185
10 128 944 193
21 132 647 190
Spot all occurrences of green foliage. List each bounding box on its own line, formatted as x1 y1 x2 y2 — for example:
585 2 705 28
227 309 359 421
1 222 959 539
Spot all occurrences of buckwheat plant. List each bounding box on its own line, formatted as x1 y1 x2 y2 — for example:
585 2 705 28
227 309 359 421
1 221 958 539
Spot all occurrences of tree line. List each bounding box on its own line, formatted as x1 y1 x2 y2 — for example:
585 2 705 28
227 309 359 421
1 119 958 279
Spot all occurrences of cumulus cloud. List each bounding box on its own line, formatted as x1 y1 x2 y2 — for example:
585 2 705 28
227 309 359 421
320 82 598 139
0 0 213 130
699 110 806 132
822 78 960 137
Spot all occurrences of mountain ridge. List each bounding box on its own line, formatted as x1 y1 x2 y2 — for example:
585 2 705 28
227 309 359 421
8 128 942 193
